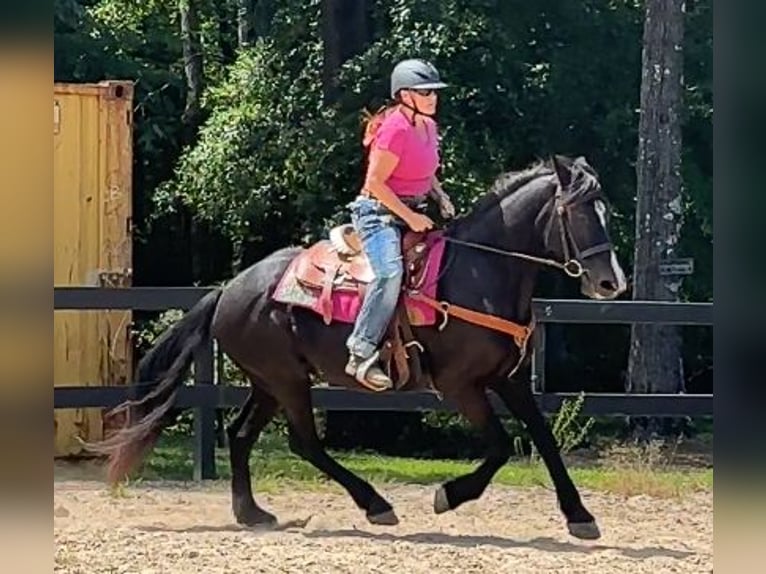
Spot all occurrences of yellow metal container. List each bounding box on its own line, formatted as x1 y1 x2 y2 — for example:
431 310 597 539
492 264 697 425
54 81 134 456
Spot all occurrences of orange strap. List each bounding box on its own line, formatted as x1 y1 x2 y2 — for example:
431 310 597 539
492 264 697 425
408 291 533 349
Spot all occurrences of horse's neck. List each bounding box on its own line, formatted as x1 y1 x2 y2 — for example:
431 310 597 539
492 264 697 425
441 181 553 325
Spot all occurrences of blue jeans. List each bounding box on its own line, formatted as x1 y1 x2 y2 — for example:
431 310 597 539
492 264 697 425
345 197 404 359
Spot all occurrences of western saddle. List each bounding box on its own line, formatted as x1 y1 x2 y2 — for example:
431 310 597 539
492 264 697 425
290 224 436 390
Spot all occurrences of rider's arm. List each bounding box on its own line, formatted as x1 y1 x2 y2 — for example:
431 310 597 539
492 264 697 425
363 148 418 225
428 175 456 218
429 175 447 199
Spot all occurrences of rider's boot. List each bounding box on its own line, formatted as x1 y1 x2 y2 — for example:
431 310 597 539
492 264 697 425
345 350 393 391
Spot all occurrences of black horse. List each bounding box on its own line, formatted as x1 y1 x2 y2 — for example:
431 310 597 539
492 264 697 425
89 154 627 540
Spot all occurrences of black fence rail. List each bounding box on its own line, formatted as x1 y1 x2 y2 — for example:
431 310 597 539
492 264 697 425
54 287 713 480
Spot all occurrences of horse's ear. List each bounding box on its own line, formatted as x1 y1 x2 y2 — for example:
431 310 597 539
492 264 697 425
574 155 598 177
551 154 572 189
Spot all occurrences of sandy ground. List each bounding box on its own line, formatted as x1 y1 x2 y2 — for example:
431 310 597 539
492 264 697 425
54 478 712 574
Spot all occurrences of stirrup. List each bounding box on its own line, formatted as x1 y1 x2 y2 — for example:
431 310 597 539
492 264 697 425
345 351 393 392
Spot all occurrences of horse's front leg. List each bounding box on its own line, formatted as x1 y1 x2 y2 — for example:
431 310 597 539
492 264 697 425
491 378 601 540
433 382 512 513
281 383 399 525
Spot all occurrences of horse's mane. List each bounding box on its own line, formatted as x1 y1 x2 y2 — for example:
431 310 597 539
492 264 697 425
473 159 554 214
445 159 555 234
447 155 602 235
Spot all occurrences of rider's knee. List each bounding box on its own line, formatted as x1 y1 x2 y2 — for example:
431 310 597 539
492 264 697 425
377 256 404 281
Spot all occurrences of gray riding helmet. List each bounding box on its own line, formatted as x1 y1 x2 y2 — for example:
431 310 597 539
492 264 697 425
390 58 448 99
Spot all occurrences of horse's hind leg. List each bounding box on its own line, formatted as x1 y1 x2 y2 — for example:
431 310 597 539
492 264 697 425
432 383 512 514
281 384 399 526
491 379 600 540
227 382 279 526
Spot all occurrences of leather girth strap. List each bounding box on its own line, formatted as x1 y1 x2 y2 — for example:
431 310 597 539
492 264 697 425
319 261 340 324
407 291 533 349
379 298 425 390
394 300 424 387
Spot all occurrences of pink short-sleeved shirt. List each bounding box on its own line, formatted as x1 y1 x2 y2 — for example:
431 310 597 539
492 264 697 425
370 109 440 197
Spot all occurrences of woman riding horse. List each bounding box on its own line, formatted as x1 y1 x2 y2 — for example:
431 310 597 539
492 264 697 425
84 72 628 539
345 58 456 391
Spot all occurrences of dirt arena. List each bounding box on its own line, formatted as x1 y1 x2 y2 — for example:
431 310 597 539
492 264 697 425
54 478 712 573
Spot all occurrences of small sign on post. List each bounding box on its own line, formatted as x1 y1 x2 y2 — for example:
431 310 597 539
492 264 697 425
659 257 694 276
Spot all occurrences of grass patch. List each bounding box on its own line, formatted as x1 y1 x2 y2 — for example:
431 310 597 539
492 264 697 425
591 467 711 498
128 432 711 499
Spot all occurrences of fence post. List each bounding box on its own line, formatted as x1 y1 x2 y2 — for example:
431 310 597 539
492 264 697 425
193 338 217 480
530 324 547 393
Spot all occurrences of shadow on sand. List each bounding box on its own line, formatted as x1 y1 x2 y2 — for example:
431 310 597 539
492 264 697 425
301 528 694 560
138 516 312 534
138 519 694 560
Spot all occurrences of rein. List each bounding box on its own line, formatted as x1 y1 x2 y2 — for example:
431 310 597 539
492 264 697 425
440 183 612 279
441 236 585 278
405 179 611 351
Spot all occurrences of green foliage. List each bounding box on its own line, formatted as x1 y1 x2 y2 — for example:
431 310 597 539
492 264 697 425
515 392 595 464
679 0 713 303
55 0 712 287
549 392 595 454
54 0 187 250
152 0 367 264
54 0 713 412
132 309 185 355
154 40 358 258
134 432 713 498
155 0 666 266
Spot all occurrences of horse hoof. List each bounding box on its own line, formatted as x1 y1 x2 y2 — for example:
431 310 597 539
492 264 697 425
568 520 601 540
367 509 399 526
433 486 451 514
235 508 278 528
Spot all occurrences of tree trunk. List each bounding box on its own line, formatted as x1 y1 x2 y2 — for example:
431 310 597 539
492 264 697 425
179 0 204 145
321 0 370 104
179 0 205 281
627 0 686 432
237 1 274 48
238 0 255 47
215 0 236 64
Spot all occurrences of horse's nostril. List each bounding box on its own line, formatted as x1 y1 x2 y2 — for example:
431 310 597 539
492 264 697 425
600 280 616 292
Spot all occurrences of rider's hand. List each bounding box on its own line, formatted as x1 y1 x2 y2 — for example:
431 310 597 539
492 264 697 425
406 212 435 232
438 195 456 219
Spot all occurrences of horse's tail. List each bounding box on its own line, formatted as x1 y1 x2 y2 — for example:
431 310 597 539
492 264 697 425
82 288 223 484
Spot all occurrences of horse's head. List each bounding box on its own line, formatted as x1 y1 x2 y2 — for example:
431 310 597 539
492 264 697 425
539 155 628 300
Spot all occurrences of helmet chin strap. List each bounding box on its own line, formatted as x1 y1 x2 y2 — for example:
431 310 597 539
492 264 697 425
397 97 434 124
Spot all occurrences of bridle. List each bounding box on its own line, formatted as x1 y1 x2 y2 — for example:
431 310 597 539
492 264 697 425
407 178 614 352
442 182 613 279
405 173 614 355
542 182 613 276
